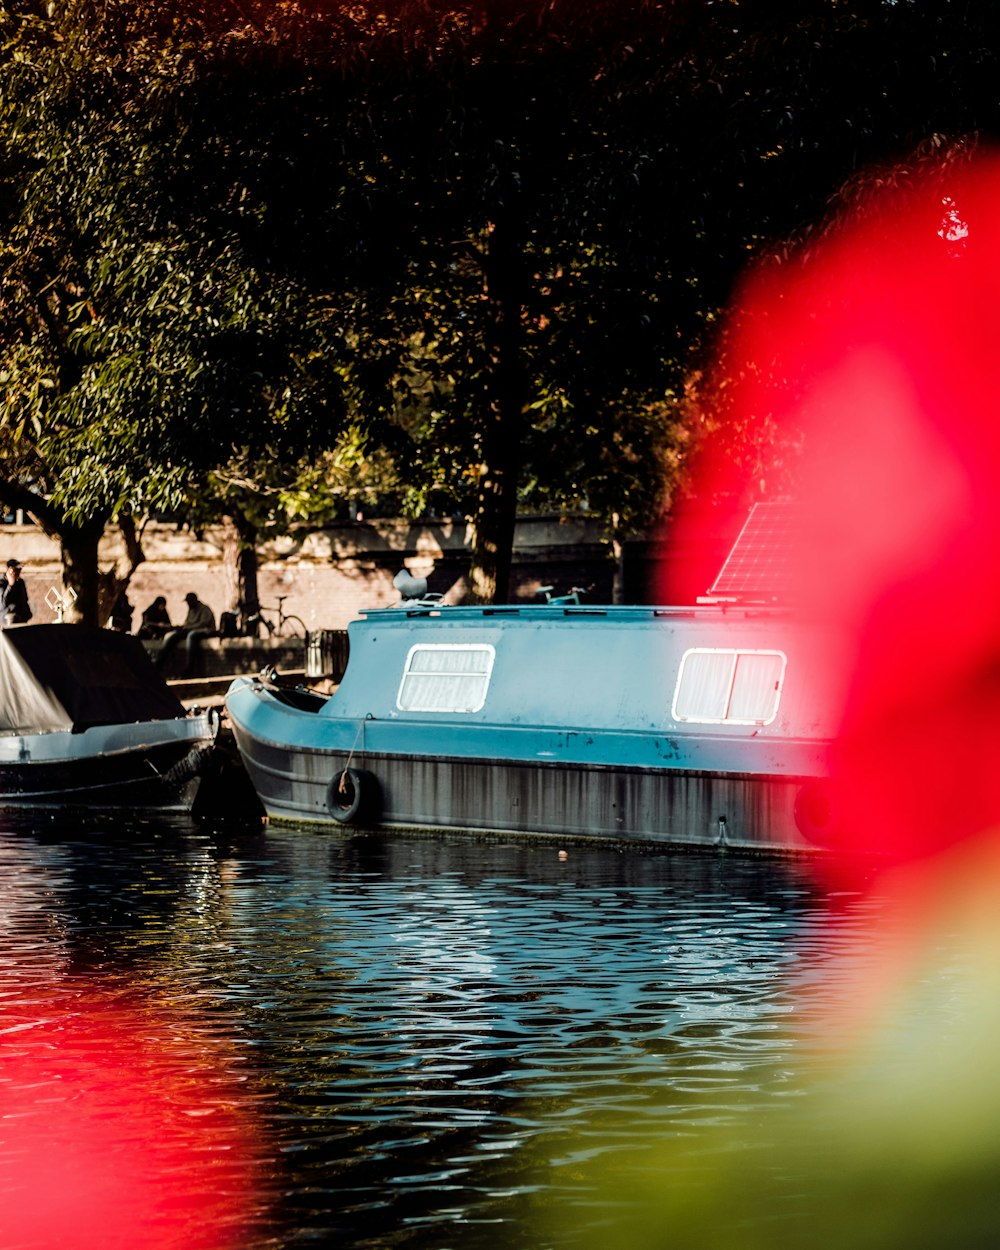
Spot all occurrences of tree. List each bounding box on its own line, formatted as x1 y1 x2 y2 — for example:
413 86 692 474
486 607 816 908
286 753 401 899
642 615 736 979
651 0 1000 521
237 0 1000 600
202 0 724 600
0 0 350 621
7 0 1000 618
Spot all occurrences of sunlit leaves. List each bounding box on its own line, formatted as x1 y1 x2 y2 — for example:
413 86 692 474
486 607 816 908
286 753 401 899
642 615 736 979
0 1 355 536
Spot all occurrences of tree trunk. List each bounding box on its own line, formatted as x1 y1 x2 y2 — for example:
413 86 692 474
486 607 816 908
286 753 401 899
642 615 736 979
467 428 520 604
0 482 121 626
610 512 625 605
467 215 525 604
58 520 106 625
221 511 260 626
96 515 147 626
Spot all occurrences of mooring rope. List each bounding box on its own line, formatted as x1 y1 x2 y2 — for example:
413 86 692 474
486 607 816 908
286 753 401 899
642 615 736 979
339 713 373 794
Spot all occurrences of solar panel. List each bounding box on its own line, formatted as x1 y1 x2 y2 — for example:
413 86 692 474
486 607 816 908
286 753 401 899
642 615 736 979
707 500 800 601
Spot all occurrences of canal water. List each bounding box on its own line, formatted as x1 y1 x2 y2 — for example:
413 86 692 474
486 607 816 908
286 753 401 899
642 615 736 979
0 813 943 1249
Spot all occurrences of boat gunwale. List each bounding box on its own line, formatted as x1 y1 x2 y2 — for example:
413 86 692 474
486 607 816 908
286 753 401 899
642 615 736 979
226 678 829 772
230 726 824 787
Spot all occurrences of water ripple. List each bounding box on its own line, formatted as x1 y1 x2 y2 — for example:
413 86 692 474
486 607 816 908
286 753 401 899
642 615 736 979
0 816 904 1249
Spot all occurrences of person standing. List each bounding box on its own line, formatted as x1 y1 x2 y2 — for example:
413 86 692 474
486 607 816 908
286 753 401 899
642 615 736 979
0 559 32 627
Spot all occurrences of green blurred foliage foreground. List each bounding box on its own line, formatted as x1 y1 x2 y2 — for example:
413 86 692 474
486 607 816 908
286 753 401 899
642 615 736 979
548 843 1000 1250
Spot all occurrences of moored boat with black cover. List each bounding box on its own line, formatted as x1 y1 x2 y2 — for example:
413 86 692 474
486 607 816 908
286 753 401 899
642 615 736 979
0 623 218 811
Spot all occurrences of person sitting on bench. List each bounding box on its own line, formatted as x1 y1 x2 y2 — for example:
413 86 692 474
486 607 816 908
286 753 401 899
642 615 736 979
137 595 171 640
154 592 217 676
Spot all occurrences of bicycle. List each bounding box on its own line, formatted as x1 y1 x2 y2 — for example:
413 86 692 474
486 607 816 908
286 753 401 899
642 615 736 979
244 595 307 639
538 585 589 606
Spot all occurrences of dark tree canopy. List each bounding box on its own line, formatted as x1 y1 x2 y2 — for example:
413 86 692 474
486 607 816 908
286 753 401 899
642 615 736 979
3 0 1000 614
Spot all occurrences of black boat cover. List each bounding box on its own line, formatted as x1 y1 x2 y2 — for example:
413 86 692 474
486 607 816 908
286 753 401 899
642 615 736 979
0 624 186 733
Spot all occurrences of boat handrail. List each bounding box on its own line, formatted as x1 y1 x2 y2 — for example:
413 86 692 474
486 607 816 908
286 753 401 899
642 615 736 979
362 602 796 623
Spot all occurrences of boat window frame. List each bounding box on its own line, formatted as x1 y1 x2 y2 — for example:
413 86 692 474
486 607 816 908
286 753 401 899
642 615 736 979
671 647 787 726
396 642 496 714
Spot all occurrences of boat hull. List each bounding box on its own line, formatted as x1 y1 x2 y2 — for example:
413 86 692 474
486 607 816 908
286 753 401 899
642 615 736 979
230 716 823 854
0 714 218 812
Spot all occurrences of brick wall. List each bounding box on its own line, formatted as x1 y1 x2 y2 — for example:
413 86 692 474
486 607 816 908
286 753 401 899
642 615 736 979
2 513 664 632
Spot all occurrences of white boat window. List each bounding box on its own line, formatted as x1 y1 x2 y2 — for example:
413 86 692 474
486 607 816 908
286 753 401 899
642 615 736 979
672 648 785 725
397 644 495 713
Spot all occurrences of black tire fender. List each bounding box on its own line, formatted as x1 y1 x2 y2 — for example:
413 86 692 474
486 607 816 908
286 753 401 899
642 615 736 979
793 778 838 847
327 767 380 826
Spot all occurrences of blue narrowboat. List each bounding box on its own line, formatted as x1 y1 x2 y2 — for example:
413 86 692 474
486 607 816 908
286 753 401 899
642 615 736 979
225 579 848 853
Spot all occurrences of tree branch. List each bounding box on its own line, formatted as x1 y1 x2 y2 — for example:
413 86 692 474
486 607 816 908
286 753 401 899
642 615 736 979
0 477 53 533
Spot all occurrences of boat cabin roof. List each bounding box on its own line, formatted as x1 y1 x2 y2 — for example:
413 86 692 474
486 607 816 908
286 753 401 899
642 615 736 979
326 602 843 742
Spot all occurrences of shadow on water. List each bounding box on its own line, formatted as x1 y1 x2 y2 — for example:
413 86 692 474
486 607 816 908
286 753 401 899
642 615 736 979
7 812 239 972
0 810 876 1250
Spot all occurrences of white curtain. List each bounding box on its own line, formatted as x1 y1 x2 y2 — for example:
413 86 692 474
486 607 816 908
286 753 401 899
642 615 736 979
399 647 493 712
674 650 783 723
674 651 734 721
728 653 783 722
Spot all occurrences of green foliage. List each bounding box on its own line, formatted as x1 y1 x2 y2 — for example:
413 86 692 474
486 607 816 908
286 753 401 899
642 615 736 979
544 894 1000 1250
1 2 350 522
